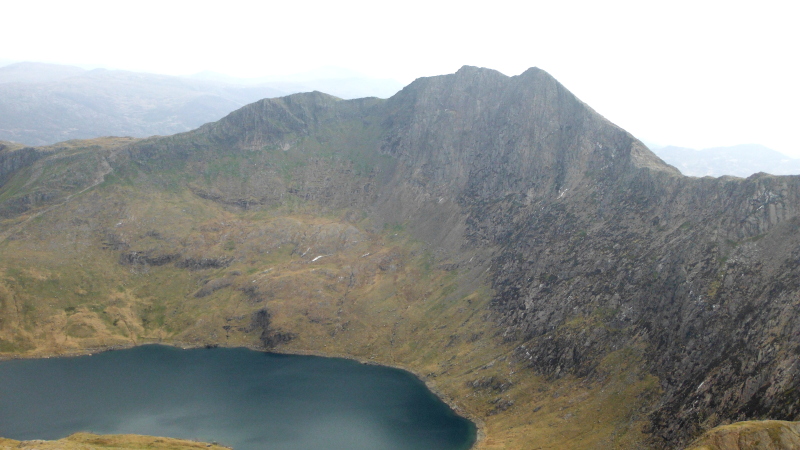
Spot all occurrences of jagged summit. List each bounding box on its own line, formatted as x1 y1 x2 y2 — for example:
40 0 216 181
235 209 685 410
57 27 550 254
172 64 678 189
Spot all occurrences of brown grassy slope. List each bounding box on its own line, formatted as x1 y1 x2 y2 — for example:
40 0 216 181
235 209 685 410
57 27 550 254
0 432 231 450
0 169 658 449
684 420 800 450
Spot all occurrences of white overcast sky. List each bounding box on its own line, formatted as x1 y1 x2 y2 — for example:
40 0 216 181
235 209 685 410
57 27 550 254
2 0 798 156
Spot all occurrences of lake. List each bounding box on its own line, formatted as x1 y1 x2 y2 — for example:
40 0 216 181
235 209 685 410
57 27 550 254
0 344 476 449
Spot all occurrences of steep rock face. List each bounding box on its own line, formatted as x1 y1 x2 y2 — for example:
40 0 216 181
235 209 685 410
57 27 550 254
488 171 800 446
361 67 800 448
382 66 671 193
373 67 675 250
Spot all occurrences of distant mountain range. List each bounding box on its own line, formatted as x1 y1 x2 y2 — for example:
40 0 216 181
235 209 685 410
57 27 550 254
651 144 800 178
0 62 403 146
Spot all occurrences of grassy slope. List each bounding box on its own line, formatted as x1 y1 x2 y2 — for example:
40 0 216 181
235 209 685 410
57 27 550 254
0 139 658 449
0 432 232 449
685 420 800 450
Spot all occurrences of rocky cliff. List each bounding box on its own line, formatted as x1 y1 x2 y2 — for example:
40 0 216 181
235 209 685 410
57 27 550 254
2 66 800 449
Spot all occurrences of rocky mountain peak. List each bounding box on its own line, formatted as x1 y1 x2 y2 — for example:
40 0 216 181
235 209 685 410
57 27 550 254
379 65 677 202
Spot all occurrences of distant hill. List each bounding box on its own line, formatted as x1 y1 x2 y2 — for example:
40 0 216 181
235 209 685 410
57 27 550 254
0 62 404 146
651 144 800 177
0 61 85 84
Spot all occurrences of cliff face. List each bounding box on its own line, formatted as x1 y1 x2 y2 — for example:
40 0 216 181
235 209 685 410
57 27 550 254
378 67 800 447
2 66 800 448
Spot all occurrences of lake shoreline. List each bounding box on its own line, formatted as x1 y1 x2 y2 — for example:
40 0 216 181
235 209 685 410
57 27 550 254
0 339 485 450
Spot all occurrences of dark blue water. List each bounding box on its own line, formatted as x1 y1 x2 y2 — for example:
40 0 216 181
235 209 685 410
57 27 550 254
0 345 475 449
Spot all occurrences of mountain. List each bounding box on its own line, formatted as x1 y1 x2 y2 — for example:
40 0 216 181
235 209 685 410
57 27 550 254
0 62 403 147
0 61 86 84
2 66 800 449
652 144 800 177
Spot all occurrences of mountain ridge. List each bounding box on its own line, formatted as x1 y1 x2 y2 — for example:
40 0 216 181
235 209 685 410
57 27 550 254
2 65 800 449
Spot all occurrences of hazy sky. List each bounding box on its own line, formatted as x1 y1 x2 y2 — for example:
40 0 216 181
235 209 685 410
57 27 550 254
2 0 798 156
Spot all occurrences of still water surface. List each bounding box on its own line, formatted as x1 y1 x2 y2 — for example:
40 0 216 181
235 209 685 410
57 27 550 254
0 345 475 449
